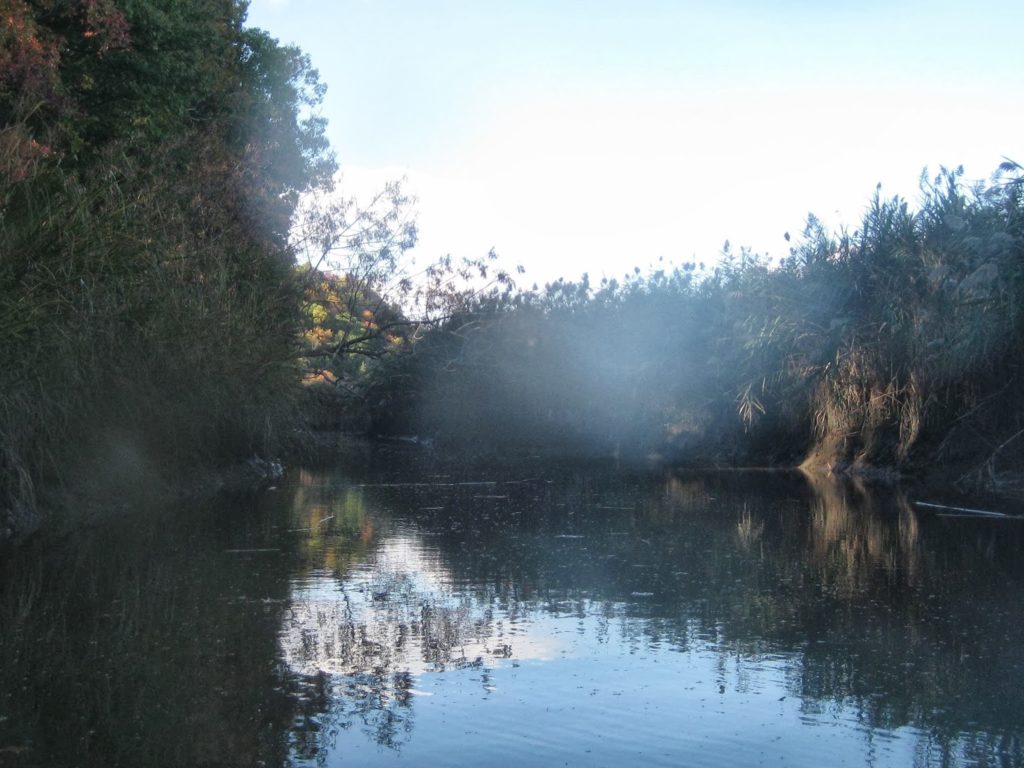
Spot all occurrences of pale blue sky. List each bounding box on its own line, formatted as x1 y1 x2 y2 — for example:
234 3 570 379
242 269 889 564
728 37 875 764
248 0 1024 284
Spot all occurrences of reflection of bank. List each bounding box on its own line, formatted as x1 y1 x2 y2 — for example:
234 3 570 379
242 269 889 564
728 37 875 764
279 463 1024 764
288 472 379 577
661 468 1024 763
800 470 923 596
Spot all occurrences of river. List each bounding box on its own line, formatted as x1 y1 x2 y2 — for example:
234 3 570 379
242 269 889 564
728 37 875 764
1 442 1022 766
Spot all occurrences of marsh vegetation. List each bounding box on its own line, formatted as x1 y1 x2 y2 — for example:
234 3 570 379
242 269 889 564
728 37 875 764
4 2 1024 542
4 3 1023 767
327 166 1024 495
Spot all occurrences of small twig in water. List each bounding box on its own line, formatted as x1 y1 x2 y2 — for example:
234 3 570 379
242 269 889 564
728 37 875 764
913 501 1014 519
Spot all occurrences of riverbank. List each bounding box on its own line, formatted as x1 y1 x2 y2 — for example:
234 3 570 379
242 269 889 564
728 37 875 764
0 454 285 547
1 2 333 546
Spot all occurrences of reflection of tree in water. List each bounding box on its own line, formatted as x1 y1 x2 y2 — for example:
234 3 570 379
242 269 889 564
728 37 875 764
288 471 379 577
279 528 511 757
0 491 307 768
802 471 924 595
288 670 415 761
283 459 1024 765
662 472 1024 765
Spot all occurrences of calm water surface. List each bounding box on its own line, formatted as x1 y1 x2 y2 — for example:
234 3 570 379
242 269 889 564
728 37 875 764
2 443 1023 767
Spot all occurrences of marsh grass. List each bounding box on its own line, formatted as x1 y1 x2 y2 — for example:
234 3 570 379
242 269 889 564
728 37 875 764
355 166 1024 487
1 138 307 538
0 1 339 540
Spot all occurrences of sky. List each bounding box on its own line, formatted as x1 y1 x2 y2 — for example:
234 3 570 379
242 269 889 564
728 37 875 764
247 0 1024 287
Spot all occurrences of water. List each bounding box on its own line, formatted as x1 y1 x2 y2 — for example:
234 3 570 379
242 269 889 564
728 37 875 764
2 443 1023 767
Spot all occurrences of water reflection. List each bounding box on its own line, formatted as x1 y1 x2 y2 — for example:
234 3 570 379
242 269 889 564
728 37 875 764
1 451 1021 766
276 455 1024 767
803 472 925 595
0 495 303 768
283 535 551 672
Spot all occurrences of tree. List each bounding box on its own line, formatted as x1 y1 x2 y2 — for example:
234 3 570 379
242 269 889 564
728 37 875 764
293 178 517 380
1 0 342 538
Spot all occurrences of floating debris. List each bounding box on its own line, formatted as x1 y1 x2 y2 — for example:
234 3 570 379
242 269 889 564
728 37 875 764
914 501 1017 519
355 480 499 488
221 596 285 604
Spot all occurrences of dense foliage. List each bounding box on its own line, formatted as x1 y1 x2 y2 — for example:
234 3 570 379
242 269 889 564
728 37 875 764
1 0 334 538
351 166 1024 490
4 0 1022 542
291 178 519 431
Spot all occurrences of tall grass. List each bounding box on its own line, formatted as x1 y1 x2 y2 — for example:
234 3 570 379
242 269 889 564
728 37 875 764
0 0 337 540
1 137 304 539
349 165 1024 488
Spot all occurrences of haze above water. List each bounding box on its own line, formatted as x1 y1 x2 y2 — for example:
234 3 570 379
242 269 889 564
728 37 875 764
2 443 1023 766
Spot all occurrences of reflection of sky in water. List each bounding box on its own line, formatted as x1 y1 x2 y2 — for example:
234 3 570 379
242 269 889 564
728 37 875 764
272 462 1024 768
4 457 1019 766
280 530 560 678
279 529 935 767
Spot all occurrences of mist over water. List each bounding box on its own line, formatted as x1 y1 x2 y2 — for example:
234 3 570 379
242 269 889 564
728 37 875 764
405 284 727 462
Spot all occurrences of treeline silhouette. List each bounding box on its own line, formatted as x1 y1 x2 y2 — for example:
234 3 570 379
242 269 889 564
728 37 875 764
339 166 1024 489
